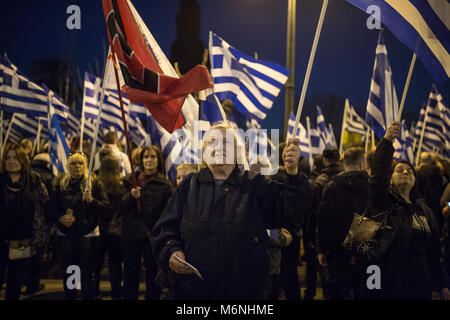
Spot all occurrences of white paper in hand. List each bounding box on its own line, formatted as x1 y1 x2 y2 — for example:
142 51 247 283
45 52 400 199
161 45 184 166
174 255 204 280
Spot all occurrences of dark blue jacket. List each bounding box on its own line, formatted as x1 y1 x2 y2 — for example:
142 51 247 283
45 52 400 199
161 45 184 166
151 166 313 300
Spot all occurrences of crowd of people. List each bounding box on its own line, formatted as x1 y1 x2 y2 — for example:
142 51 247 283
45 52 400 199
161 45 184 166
0 120 449 300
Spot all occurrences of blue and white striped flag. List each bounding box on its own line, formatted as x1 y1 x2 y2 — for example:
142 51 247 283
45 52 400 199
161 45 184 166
365 30 399 139
347 0 449 86
0 55 69 120
416 84 450 157
394 120 414 164
2 118 21 143
316 105 337 148
12 114 49 140
209 32 290 121
47 92 70 175
413 104 434 153
345 103 368 136
287 112 325 161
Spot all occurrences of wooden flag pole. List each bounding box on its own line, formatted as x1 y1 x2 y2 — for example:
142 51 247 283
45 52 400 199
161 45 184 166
31 120 43 156
364 126 370 157
371 129 375 149
339 99 349 155
415 107 429 165
290 0 328 141
110 53 141 212
397 53 417 121
3 113 16 155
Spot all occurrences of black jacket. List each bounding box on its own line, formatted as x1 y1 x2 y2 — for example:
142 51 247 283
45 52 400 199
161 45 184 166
47 176 110 238
150 166 313 300
120 172 173 243
31 159 54 194
364 138 447 299
0 171 49 252
318 170 369 257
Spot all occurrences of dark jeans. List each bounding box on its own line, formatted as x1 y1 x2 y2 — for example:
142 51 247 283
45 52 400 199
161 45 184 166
280 233 301 300
93 234 123 299
0 241 8 293
26 251 43 293
57 235 95 300
303 242 318 299
122 238 161 300
6 257 32 300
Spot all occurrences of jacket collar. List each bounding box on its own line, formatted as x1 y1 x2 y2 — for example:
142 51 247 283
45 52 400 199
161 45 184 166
125 171 167 185
198 166 242 185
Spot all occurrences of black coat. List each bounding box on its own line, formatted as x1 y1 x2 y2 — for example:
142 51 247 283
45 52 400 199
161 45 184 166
120 172 173 243
31 159 54 194
364 138 447 299
318 170 369 258
150 166 313 300
47 177 110 238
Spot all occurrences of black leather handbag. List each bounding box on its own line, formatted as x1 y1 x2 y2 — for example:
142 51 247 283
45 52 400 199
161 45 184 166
341 206 397 265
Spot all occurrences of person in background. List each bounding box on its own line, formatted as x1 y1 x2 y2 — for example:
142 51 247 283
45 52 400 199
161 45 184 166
176 163 199 186
0 144 49 300
93 131 131 177
120 145 173 300
46 152 110 300
93 154 127 300
317 147 368 300
360 121 449 300
20 138 33 161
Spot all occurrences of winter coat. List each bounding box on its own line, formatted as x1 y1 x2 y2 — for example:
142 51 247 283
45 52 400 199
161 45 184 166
31 158 54 193
318 170 369 258
46 176 110 238
150 166 313 300
0 171 49 254
120 172 173 243
363 138 448 299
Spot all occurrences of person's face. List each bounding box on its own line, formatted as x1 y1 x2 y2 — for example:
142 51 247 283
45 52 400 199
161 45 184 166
143 148 158 174
391 163 415 191
68 154 86 179
204 128 236 166
5 150 22 174
176 166 193 185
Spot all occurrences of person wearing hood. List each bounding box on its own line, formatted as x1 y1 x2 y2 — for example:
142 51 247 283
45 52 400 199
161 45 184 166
317 147 368 299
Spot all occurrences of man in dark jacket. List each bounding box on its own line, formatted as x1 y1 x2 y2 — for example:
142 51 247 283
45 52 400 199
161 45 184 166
151 122 313 300
317 147 368 299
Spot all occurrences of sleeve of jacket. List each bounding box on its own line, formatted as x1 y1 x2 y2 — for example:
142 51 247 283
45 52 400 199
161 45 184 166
369 138 394 212
317 181 336 255
88 180 111 212
150 174 192 270
259 172 313 231
45 185 62 223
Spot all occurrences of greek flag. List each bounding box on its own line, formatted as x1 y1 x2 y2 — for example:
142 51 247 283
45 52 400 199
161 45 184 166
12 114 49 140
393 120 414 164
365 30 399 139
316 105 337 148
287 112 325 161
63 111 81 141
0 55 69 120
413 104 434 152
209 32 290 121
345 102 368 136
48 92 70 175
2 118 21 143
347 0 449 86
417 84 450 157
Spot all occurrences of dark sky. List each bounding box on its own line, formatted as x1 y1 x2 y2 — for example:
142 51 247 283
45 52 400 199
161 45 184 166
1 0 448 133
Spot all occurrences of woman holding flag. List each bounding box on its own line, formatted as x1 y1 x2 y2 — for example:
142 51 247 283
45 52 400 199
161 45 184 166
47 152 110 300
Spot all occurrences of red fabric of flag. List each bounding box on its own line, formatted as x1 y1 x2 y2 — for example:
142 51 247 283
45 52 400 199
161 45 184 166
103 0 213 133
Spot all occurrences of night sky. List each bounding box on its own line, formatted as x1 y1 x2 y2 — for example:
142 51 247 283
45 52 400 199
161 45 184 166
1 0 448 134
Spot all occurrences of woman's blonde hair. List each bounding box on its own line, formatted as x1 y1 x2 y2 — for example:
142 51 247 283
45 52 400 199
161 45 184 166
58 152 92 191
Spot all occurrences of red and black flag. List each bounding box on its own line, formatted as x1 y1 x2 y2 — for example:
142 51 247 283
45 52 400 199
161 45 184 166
102 0 214 133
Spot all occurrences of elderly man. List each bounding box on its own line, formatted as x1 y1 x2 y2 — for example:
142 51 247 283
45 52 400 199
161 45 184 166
151 121 313 300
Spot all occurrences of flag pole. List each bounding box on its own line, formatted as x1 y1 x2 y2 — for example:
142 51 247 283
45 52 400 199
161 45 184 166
306 116 313 167
339 99 349 155
371 129 375 149
0 111 3 158
397 53 417 120
415 107 429 165
291 0 328 141
79 80 86 151
109 52 141 212
3 113 16 155
32 120 43 156
364 126 370 156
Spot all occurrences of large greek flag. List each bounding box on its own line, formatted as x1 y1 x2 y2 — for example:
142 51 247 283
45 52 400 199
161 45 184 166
316 105 337 148
347 0 449 86
209 32 290 121
0 55 69 120
345 103 368 136
48 92 70 175
365 30 399 139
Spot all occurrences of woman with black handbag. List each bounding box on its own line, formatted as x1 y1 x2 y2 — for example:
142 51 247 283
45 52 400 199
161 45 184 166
0 143 49 300
360 121 450 300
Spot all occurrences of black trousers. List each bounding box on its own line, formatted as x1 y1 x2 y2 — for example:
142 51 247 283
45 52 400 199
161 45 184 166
280 233 301 300
93 234 123 299
26 251 43 293
0 241 8 294
5 257 31 300
122 238 161 300
57 235 95 300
